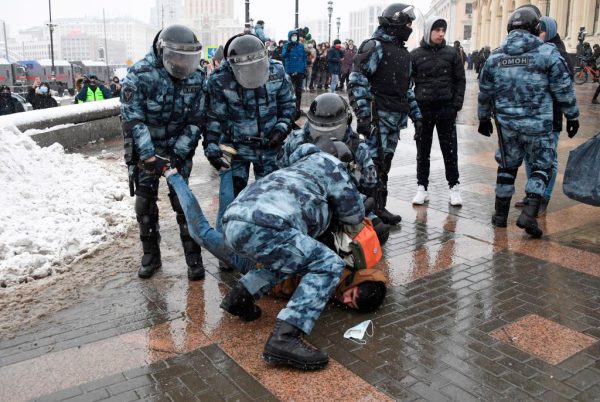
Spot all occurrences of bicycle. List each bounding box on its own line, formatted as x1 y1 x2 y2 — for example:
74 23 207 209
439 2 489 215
574 60 599 85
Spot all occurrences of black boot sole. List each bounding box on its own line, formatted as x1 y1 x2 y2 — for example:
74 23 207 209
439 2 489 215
491 215 507 228
138 263 162 279
187 266 205 281
262 352 329 370
219 299 262 321
516 219 543 238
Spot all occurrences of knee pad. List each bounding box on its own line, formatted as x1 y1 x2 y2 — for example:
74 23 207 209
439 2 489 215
531 170 550 185
496 167 518 185
135 192 158 223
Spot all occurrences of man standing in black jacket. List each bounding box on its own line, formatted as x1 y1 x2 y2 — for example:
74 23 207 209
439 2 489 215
410 16 465 206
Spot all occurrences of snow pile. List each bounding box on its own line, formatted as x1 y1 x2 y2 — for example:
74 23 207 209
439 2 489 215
0 125 135 287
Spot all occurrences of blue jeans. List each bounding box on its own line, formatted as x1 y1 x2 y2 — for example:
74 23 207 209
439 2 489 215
329 74 339 92
166 170 254 273
524 131 559 200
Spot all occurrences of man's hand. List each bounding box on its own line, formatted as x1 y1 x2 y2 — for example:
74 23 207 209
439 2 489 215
356 118 371 136
413 120 423 141
478 120 493 137
141 155 170 177
567 120 579 138
267 128 286 149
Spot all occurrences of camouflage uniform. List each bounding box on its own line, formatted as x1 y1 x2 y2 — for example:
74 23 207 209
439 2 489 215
478 31 579 199
121 48 206 268
204 59 296 195
282 126 379 196
348 28 422 208
222 143 365 334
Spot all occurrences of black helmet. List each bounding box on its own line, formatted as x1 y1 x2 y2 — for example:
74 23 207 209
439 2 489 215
507 6 541 34
378 3 416 27
307 93 351 142
224 33 269 89
155 25 203 79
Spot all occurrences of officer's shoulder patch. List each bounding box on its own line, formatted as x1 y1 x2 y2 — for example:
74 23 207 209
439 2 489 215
499 56 530 67
122 87 135 103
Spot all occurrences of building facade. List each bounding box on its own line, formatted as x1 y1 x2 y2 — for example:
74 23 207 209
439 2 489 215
424 0 474 51
471 0 600 52
183 0 243 47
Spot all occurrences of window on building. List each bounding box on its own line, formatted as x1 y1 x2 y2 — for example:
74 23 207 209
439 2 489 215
464 25 472 40
465 3 473 15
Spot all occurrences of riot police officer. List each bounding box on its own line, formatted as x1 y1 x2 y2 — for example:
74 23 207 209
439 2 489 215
478 6 579 237
203 33 296 196
120 25 207 280
348 3 423 225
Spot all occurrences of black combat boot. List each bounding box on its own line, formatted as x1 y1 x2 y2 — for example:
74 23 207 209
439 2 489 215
516 196 543 238
138 232 162 279
491 197 512 227
375 190 402 225
220 284 261 321
263 319 329 370
372 217 391 246
537 197 549 217
181 234 205 281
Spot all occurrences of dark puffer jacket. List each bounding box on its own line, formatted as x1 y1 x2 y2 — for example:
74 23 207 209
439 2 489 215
410 38 466 110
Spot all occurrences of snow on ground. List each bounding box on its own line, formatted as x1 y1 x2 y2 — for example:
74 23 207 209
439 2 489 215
0 124 135 287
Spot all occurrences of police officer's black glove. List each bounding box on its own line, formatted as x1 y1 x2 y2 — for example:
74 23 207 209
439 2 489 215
567 120 579 138
267 128 286 149
356 118 371 136
141 155 170 177
170 152 184 171
413 120 423 141
364 197 376 215
204 143 229 171
478 119 493 137
207 155 230 170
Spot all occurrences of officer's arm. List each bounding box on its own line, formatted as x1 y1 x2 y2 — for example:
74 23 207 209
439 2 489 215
277 129 309 168
101 85 112 99
174 77 206 160
407 88 422 122
274 72 296 132
120 76 155 161
452 51 467 111
548 51 580 121
477 59 494 120
348 40 382 120
355 142 379 193
204 76 227 149
328 161 365 225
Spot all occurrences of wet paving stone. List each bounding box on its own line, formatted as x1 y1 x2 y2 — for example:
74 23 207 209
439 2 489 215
33 344 276 402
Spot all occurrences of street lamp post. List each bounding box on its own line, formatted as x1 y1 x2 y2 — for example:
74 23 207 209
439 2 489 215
327 1 333 44
336 17 341 40
245 0 251 32
295 0 299 29
47 0 56 80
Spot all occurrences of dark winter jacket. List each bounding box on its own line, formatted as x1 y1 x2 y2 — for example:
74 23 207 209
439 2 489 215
547 34 574 132
0 94 25 116
313 49 328 72
26 88 58 110
281 31 307 74
410 38 466 110
341 46 356 74
271 45 283 62
327 47 344 75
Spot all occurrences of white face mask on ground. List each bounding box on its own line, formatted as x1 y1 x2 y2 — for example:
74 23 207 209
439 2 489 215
343 320 374 344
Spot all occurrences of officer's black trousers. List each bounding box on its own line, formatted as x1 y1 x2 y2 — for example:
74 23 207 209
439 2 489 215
416 105 460 190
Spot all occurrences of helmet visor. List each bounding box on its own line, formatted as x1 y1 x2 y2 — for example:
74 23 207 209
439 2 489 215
162 46 202 79
386 5 417 25
309 121 347 142
229 49 270 89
